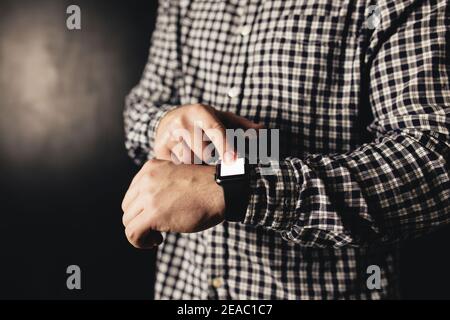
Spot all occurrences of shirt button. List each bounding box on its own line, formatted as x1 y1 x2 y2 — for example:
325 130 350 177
211 277 224 289
238 25 251 37
227 86 240 98
180 0 190 7
237 7 245 17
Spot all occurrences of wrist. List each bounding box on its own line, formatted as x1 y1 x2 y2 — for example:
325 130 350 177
214 158 251 222
155 106 178 142
203 165 226 221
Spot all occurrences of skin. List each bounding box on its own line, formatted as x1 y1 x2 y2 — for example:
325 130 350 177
154 104 263 164
122 104 263 249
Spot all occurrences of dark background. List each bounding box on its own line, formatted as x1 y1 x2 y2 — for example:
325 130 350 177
0 0 449 300
0 0 158 299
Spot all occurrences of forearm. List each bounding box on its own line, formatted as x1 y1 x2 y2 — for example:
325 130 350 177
242 0 450 248
124 0 181 165
124 95 178 164
244 128 450 248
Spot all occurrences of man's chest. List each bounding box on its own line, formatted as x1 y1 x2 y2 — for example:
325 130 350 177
176 0 370 154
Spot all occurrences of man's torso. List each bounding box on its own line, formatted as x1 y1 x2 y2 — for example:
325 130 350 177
155 0 402 300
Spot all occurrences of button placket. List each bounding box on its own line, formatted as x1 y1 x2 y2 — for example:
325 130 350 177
226 3 252 101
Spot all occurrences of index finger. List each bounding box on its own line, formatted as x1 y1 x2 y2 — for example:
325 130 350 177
196 110 236 163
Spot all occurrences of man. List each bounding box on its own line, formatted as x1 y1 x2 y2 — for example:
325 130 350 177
122 0 450 299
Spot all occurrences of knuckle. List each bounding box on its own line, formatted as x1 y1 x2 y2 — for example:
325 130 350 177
191 103 206 112
125 227 145 249
175 121 190 137
121 214 128 227
172 115 184 128
146 159 158 166
142 160 153 170
194 104 212 119
143 162 162 177
209 121 223 131
125 227 137 243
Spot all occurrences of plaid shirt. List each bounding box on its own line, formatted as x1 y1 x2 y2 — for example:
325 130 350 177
124 0 450 299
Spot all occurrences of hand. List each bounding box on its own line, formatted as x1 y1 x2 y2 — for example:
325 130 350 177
121 159 225 249
155 104 264 164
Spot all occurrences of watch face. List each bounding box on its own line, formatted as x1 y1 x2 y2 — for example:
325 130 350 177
220 157 245 176
215 157 247 183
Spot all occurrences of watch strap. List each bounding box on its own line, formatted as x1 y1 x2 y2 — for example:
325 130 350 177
222 179 250 222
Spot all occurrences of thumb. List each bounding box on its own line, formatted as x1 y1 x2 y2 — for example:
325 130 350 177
218 111 265 129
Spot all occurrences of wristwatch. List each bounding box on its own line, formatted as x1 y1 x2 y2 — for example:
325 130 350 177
215 157 251 222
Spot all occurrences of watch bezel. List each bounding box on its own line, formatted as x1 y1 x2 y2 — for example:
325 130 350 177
215 160 248 185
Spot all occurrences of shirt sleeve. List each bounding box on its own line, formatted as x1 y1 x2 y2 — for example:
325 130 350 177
124 0 181 165
243 1 450 248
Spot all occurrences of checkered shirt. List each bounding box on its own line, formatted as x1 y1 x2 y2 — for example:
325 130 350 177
124 0 450 299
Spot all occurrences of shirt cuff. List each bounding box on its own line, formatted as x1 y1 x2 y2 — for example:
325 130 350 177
243 159 301 231
147 104 179 158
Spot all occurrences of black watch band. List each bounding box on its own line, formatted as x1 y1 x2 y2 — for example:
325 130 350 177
222 178 250 222
215 159 252 222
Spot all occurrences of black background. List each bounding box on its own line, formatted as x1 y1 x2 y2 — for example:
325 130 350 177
0 0 157 299
0 0 449 299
